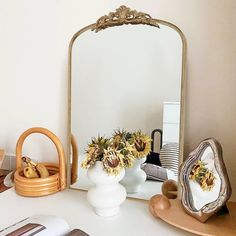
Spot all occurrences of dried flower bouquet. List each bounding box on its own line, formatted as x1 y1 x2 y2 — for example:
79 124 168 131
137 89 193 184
81 129 151 175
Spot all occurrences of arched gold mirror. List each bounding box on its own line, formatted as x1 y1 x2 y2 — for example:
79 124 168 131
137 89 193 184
68 6 186 200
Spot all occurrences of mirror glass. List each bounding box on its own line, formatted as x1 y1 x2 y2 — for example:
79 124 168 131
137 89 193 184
70 23 183 200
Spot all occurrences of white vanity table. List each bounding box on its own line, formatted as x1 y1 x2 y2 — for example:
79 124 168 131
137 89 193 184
1 188 194 236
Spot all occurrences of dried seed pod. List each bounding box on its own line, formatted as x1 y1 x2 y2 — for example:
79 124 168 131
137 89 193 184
23 165 39 178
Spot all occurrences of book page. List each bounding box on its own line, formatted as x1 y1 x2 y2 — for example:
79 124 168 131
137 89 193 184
0 215 70 236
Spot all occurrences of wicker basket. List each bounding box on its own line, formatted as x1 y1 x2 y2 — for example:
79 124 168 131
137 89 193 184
14 127 66 197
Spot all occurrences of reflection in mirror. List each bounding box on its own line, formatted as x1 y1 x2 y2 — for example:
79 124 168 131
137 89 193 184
189 146 221 210
69 18 184 200
180 138 232 222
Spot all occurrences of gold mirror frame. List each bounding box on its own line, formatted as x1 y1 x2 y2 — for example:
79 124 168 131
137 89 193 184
67 6 187 198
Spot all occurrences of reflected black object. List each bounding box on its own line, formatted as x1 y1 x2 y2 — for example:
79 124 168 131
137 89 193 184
145 129 163 166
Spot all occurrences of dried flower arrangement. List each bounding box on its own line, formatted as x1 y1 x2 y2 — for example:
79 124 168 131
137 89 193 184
111 129 135 168
130 130 152 158
81 129 151 175
189 160 216 191
81 136 124 175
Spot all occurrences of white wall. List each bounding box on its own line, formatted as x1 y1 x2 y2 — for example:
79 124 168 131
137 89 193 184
0 0 235 200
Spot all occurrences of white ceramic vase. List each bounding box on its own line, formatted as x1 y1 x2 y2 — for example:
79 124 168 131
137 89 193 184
120 157 147 193
87 161 126 217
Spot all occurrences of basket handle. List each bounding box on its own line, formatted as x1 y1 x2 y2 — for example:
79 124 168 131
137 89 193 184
15 127 66 190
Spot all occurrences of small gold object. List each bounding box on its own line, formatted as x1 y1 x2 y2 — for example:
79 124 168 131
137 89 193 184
22 156 50 178
23 165 39 178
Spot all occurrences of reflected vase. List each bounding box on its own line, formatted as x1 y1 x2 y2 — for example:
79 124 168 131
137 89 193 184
120 157 147 193
87 161 126 217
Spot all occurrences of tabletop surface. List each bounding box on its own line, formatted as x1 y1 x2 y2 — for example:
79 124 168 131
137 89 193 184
0 188 194 236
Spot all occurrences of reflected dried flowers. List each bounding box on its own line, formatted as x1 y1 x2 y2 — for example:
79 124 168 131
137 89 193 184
82 129 152 175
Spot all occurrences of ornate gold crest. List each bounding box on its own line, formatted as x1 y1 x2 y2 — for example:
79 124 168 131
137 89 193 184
92 5 160 32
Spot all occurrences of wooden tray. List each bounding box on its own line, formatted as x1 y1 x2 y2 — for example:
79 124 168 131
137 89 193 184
149 196 236 236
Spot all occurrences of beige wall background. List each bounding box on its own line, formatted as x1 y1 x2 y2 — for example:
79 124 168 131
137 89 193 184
0 0 235 200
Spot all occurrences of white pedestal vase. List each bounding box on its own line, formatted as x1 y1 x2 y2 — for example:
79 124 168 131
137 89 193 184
120 157 147 193
87 161 126 217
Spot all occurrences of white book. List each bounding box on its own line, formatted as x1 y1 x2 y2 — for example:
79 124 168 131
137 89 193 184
0 215 88 236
